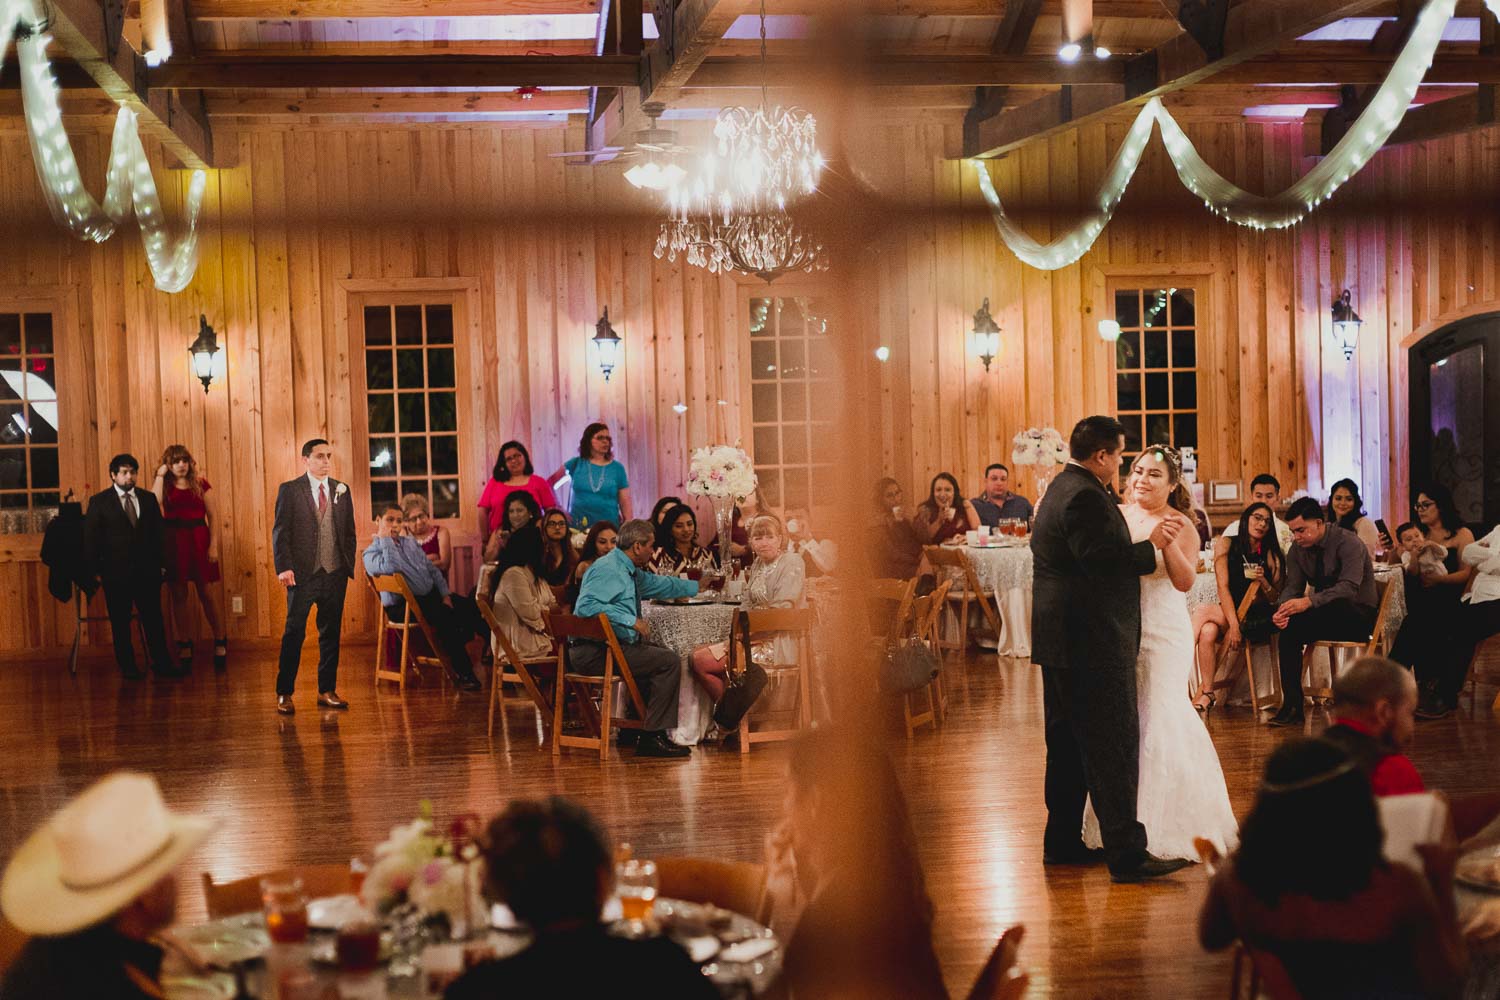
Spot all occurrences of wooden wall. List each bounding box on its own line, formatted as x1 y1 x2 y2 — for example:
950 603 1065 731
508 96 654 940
0 111 1496 654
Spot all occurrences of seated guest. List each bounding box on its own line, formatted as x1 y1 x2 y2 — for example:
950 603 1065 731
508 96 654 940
539 509 578 597
1270 497 1378 727
1222 474 1293 550
364 505 482 691
482 489 542 562
489 525 556 662
970 463 1033 527
1429 522 1500 720
1322 655 1423 796
573 519 698 759
445 798 716 999
567 521 618 606
1190 501 1284 712
402 492 453 572
765 726 947 1000
1326 478 1383 558
478 440 557 548
0 772 214 1000
871 477 924 580
649 495 684 528
1198 738 1463 999
648 503 717 576
785 509 837 577
689 514 807 714
913 472 980 546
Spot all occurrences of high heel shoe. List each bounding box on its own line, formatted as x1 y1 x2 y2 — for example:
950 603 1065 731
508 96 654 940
213 638 228 672
176 640 194 672
1193 693 1216 716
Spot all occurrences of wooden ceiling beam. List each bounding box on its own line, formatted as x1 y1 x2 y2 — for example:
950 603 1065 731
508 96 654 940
1206 56 1500 85
963 0 1043 155
1382 85 1497 145
965 0 1390 157
690 53 1126 87
205 90 591 114
148 53 641 88
186 0 1031 18
45 0 216 167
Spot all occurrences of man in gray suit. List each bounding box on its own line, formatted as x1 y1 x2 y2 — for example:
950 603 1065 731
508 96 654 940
272 438 357 715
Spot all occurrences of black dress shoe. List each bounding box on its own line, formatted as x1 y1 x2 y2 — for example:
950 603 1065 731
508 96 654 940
455 673 482 692
1268 706 1305 728
635 732 691 759
1043 845 1109 866
615 728 641 748
120 665 146 681
1109 855 1193 883
1415 698 1453 720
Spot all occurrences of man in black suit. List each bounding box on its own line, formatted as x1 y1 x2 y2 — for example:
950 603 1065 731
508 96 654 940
1030 416 1190 883
82 453 177 679
272 438 357 715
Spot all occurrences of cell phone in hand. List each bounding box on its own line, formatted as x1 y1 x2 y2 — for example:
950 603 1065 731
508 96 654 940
1375 518 1392 545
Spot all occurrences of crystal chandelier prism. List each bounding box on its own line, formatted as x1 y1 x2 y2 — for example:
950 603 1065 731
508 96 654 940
654 210 827 283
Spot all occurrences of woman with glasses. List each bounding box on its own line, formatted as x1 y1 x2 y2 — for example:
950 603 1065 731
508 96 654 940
403 492 490 651
539 509 578 603
1392 484 1475 718
1189 502 1285 714
549 422 631 528
1325 479 1382 559
479 441 557 548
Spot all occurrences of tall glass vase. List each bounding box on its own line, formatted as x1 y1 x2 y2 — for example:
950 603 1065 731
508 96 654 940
713 495 735 572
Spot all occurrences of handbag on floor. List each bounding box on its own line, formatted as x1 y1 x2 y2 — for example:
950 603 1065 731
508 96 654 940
714 614 768 730
880 637 940 694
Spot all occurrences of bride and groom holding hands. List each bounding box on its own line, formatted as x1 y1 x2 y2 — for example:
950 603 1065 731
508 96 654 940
1032 415 1239 883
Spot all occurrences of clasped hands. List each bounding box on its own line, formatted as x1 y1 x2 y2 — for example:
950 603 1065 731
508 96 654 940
1148 512 1191 550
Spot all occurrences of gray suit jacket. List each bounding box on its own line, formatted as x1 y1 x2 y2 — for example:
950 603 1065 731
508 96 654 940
272 477 356 580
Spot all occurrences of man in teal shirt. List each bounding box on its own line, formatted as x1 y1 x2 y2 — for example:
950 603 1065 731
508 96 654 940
573 519 698 759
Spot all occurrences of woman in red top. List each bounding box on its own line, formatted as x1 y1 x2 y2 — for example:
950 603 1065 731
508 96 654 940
912 472 980 547
152 445 226 671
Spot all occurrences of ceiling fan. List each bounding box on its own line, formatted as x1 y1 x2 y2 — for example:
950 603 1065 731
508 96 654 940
553 102 699 191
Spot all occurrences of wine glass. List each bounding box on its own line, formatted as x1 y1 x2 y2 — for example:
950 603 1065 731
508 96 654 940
616 859 658 936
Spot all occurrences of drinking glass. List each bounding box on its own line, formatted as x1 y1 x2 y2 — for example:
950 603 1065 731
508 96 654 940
335 918 382 972
260 877 309 944
349 857 368 897
615 859 658 935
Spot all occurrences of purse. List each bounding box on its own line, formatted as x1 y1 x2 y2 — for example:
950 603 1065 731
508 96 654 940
879 637 940 694
713 614 769 730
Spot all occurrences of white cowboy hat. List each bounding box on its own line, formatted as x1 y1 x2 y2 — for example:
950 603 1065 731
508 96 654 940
1 772 214 936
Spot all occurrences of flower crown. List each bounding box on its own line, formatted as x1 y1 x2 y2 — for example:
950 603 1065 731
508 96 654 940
1140 443 1183 481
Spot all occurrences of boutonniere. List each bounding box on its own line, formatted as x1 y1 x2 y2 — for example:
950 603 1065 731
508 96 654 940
334 482 347 504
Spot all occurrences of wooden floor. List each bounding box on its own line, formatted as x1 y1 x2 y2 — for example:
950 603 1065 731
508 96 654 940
1 643 1498 998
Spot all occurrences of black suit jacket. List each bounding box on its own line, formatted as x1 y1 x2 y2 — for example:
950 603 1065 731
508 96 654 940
272 477 356 581
1029 462 1157 673
82 487 165 582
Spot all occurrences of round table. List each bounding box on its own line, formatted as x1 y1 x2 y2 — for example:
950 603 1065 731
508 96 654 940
643 600 737 746
956 544 1033 657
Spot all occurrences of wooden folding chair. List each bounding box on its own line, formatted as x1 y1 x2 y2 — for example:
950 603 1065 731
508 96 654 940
727 607 816 754
475 597 556 737
200 864 354 919
369 573 451 693
546 613 647 760
653 857 769 923
1203 588 1281 714
1461 633 1499 711
869 577 917 642
902 579 952 738
1300 574 1397 704
923 545 1002 659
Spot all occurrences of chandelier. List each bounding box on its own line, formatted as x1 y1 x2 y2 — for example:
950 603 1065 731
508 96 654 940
654 211 827 283
713 104 823 212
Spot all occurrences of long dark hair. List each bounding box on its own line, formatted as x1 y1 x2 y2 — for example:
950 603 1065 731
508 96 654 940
578 520 618 565
497 523 547 579
503 489 543 529
654 504 698 554
917 473 962 520
541 508 577 581
1326 478 1367 530
576 422 613 462
1414 482 1463 534
1234 738 1383 906
492 440 534 481
650 495 683 526
1132 445 1194 515
1229 501 1285 583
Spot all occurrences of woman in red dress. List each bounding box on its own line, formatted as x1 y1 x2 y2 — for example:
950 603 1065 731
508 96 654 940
152 445 226 671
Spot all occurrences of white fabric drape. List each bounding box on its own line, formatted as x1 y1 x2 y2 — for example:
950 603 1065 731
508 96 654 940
1 0 205 292
973 0 1462 267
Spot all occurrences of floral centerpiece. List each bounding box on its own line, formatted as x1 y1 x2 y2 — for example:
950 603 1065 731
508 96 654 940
685 444 758 569
1010 427 1069 500
361 803 485 939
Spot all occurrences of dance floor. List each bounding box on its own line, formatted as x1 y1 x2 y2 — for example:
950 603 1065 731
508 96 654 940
2 644 1498 997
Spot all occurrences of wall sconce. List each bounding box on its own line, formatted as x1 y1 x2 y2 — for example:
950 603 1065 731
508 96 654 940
969 298 1001 372
1097 318 1121 342
1330 289 1362 361
591 306 622 381
187 314 223 393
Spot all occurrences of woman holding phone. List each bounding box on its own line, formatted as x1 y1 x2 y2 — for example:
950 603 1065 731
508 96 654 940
912 472 979 546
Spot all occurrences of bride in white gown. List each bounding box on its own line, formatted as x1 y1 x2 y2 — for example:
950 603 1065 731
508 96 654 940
1083 446 1239 861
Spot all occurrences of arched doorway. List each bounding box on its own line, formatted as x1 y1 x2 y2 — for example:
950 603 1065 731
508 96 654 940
1409 311 1500 529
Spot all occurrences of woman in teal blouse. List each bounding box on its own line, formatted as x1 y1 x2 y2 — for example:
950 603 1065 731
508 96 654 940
551 422 632 528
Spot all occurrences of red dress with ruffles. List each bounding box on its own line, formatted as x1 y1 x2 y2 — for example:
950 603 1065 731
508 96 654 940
162 477 220 583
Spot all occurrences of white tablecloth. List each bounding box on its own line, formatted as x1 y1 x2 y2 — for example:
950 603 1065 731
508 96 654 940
957 544 1033 657
643 601 737 747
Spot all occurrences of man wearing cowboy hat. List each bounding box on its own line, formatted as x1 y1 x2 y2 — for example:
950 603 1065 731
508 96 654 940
0 772 213 999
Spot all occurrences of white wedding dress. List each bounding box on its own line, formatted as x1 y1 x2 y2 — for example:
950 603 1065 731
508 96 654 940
1082 509 1240 861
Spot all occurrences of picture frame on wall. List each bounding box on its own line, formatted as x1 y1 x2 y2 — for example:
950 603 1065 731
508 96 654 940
1209 481 1242 504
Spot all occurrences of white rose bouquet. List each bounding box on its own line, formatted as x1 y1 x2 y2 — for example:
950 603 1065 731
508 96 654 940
1010 427 1068 466
360 804 485 934
685 444 758 502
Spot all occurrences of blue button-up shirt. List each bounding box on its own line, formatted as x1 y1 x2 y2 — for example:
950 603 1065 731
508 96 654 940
574 546 697 643
971 492 1034 527
362 535 450 606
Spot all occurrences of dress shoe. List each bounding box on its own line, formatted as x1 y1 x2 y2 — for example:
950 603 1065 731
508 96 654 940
1043 844 1109 866
615 728 641 748
152 663 188 679
1268 705 1305 728
1415 698 1453 720
317 691 350 710
276 695 295 716
1109 855 1192 884
634 732 690 759
120 665 146 681
455 673 482 693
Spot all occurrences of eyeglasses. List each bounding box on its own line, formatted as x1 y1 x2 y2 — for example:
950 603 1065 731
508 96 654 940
1413 501 1435 511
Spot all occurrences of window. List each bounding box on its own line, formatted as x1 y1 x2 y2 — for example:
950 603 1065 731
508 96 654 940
0 311 59 515
747 296 835 510
360 302 460 518
1113 287 1198 469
